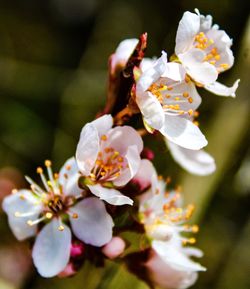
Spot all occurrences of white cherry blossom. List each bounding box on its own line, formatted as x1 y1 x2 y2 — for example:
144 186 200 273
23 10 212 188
2 158 113 277
76 114 143 206
175 9 240 96
136 53 207 150
139 178 205 288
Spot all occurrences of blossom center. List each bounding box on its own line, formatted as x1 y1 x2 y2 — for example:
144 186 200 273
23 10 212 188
89 135 126 183
14 160 79 231
194 32 229 72
148 82 194 116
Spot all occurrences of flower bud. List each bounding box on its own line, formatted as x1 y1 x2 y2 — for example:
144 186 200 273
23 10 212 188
102 236 126 260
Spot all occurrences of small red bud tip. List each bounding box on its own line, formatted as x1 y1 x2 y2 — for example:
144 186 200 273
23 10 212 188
141 148 155 161
70 242 85 258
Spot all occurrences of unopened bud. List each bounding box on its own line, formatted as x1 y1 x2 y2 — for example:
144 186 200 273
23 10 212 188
102 236 126 260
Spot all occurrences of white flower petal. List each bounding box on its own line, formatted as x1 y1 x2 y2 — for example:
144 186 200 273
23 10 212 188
32 219 71 278
162 62 186 82
2 190 42 240
175 11 200 55
183 247 204 258
58 157 82 196
136 52 167 92
133 159 158 192
88 184 133 206
152 240 206 272
70 197 114 246
111 38 139 72
137 91 165 130
146 251 198 289
179 49 218 85
113 145 141 187
160 115 208 150
76 123 99 176
105 126 143 155
205 79 240 97
91 114 113 136
140 57 157 72
167 140 216 175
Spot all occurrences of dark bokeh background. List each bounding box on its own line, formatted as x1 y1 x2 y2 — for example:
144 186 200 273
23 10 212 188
0 1 249 289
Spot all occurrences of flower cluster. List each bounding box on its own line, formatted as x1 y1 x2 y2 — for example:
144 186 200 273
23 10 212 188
2 9 239 289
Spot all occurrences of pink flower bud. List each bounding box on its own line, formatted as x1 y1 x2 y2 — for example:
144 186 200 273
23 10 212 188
70 242 85 258
102 237 126 260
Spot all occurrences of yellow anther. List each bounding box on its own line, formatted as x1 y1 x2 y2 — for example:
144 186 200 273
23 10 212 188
211 48 217 55
27 220 33 226
188 97 193 103
193 121 199 126
12 189 18 194
188 109 193 116
72 213 78 219
183 92 189 98
19 194 25 200
37 167 43 174
175 97 180 101
45 212 53 219
66 165 71 171
101 135 107 141
209 60 216 65
89 173 96 179
220 63 229 69
215 54 221 60
165 94 171 98
189 237 196 244
167 86 173 91
58 225 65 231
192 225 199 233
194 111 199 117
45 160 52 167
159 85 168 91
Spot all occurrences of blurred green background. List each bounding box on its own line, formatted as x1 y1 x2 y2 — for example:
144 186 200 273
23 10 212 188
0 0 249 289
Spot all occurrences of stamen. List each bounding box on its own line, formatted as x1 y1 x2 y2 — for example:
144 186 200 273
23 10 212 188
37 167 50 192
14 211 37 218
45 160 60 195
27 216 46 226
25 176 46 197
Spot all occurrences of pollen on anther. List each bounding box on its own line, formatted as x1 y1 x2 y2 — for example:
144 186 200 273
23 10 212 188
45 160 52 167
58 225 65 231
101 135 107 141
188 97 193 103
183 92 189 98
192 225 199 233
72 213 78 219
45 212 53 219
27 220 33 226
37 167 43 174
